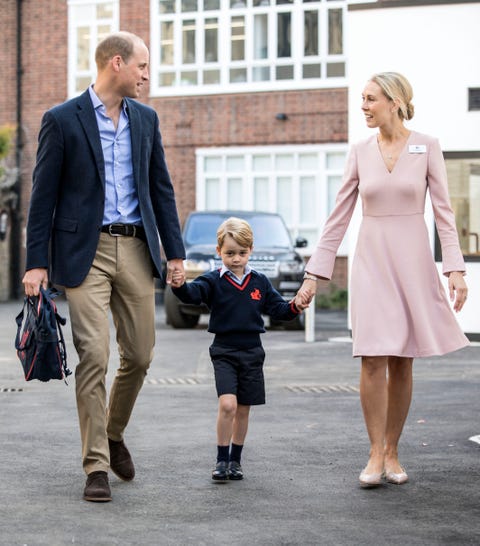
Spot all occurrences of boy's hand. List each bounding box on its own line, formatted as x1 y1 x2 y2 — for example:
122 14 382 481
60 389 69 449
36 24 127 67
291 298 308 312
170 268 186 288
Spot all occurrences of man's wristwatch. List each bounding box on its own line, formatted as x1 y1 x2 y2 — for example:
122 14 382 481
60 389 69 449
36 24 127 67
303 273 318 281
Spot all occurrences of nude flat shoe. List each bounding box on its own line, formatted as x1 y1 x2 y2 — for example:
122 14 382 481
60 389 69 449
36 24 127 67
359 468 384 488
385 468 408 485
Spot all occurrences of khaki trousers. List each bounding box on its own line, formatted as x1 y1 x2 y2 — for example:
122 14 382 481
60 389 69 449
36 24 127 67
66 233 155 474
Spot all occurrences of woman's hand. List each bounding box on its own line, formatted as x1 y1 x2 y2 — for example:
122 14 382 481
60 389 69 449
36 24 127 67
448 271 468 312
294 279 318 310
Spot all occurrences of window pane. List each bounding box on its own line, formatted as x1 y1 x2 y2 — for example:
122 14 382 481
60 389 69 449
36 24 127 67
277 13 291 57
205 0 220 9
254 0 270 5
327 175 341 213
205 178 220 209
180 70 197 84
76 76 92 93
182 20 196 63
231 0 247 7
230 68 247 83
300 176 316 223
299 153 318 170
97 3 114 18
446 160 480 256
303 64 320 78
159 72 175 86
275 65 293 80
203 69 220 84
160 21 174 64
254 14 268 59
226 156 245 171
304 11 318 56
231 16 245 61
326 152 345 169
253 155 271 171
326 62 345 77
205 156 222 172
254 177 269 209
182 0 197 12
205 18 218 62
159 0 176 14
76 27 90 70
227 178 243 208
277 177 292 223
275 154 293 170
328 8 343 55
97 25 111 42
253 66 270 81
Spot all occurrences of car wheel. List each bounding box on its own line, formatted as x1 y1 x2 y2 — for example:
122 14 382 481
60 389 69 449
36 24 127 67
164 286 200 328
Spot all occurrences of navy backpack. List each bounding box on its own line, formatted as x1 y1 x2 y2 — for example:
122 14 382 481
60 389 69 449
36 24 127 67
15 287 72 383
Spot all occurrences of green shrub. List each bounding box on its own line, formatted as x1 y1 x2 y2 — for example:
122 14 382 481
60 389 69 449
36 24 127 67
316 284 348 310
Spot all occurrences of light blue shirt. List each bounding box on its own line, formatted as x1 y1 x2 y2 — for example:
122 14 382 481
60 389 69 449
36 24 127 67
219 264 252 285
88 86 141 226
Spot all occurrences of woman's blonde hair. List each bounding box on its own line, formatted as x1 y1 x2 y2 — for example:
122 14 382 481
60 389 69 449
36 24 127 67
370 72 415 121
217 217 253 249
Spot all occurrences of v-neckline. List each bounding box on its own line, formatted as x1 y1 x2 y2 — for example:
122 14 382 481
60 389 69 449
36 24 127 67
377 131 412 174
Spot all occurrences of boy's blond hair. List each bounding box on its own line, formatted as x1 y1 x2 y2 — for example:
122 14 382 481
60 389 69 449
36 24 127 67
216 217 253 249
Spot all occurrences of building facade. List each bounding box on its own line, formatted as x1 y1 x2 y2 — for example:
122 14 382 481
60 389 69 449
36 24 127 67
0 0 349 299
1 0 478 339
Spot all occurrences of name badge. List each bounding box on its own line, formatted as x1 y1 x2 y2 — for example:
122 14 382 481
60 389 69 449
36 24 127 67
409 144 427 154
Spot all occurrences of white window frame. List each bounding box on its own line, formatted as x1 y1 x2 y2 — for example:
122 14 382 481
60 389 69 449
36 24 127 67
196 144 348 255
150 0 347 97
67 0 119 98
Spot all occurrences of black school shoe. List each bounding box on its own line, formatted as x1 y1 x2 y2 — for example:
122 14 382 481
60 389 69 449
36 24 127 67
212 460 229 481
227 461 244 480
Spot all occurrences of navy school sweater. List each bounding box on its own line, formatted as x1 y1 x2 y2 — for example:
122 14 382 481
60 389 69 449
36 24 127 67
172 269 299 346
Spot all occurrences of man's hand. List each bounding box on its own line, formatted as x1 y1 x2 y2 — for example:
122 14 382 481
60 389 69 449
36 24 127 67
22 268 48 297
165 258 185 287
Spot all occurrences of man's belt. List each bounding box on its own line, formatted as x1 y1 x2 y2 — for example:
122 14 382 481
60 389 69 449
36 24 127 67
101 223 146 242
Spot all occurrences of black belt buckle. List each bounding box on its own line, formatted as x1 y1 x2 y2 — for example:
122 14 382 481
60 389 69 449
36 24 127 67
107 223 136 237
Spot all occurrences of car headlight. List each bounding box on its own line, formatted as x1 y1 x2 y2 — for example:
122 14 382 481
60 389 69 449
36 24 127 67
278 261 304 274
184 259 212 280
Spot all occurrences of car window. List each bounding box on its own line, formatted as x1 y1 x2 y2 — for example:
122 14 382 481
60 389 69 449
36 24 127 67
184 214 292 248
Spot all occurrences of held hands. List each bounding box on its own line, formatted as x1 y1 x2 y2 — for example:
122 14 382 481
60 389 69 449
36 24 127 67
293 278 318 311
166 258 186 288
448 271 468 312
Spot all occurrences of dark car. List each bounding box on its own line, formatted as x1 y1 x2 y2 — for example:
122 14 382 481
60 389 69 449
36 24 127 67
164 210 307 330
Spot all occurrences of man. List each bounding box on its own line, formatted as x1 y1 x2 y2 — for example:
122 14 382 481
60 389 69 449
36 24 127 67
23 32 186 502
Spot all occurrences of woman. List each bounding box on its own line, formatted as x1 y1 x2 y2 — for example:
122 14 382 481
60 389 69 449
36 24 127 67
296 72 469 487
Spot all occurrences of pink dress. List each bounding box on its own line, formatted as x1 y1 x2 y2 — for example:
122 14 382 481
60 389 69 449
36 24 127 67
306 131 469 358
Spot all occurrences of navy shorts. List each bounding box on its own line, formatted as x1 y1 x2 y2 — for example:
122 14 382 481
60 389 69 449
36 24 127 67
209 343 266 406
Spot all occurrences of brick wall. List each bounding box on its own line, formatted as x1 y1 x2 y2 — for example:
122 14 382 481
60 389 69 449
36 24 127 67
3 0 349 294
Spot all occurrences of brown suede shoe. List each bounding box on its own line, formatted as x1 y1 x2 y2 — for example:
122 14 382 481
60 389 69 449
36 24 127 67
108 438 135 481
84 471 112 502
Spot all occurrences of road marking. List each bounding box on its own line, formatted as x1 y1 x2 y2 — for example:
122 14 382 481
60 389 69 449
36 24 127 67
468 435 480 445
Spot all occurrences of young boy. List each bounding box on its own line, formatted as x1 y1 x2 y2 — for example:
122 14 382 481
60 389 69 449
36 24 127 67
171 217 306 481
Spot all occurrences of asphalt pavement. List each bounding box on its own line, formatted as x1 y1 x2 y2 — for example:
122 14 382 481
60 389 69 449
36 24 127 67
1 299 479 546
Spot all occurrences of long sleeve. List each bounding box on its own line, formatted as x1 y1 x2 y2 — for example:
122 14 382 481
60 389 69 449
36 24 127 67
427 138 466 275
305 145 359 279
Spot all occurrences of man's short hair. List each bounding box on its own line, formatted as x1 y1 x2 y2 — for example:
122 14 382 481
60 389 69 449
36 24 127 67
95 31 142 69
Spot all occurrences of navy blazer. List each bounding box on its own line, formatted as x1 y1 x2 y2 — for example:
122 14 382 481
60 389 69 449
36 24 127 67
26 90 185 287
